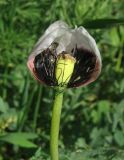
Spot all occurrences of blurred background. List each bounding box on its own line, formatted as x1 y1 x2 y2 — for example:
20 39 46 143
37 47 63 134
0 0 124 159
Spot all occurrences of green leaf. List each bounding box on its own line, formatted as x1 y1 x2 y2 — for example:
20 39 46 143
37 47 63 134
0 132 38 148
30 148 47 160
114 130 124 146
83 18 124 29
69 148 124 160
98 100 110 114
0 97 9 113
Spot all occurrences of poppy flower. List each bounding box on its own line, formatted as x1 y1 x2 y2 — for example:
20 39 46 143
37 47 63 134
27 20 101 88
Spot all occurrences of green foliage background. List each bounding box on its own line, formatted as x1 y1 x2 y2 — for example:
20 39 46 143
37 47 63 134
0 0 124 159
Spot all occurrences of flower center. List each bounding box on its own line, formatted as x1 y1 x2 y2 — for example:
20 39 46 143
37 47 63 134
55 53 76 87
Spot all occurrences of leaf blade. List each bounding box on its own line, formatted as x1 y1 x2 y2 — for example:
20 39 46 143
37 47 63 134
82 18 124 29
0 132 38 148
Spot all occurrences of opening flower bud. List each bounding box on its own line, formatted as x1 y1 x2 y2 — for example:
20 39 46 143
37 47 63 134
27 20 102 88
55 53 76 87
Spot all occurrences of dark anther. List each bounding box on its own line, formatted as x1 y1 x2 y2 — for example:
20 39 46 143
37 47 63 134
68 47 96 87
34 45 58 86
34 42 96 88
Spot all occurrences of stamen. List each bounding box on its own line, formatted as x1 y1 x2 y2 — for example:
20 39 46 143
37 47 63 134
34 45 58 86
68 47 96 87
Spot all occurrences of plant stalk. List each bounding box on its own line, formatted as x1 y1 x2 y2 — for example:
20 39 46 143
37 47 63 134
50 88 64 160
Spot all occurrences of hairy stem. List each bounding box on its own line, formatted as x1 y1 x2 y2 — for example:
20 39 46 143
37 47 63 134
50 89 64 160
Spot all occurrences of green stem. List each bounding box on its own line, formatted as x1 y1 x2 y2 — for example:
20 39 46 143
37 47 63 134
50 88 64 160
